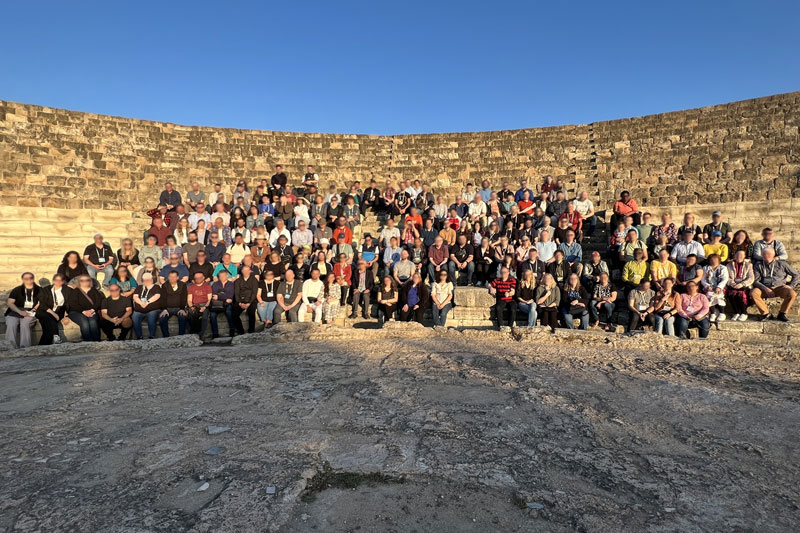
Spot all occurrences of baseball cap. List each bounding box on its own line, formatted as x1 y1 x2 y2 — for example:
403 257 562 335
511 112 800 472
712 210 722 216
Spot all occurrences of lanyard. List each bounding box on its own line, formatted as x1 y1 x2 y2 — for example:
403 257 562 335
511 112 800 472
97 246 106 262
141 286 151 300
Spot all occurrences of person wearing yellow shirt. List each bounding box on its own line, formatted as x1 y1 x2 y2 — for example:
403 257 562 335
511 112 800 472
703 231 729 263
650 248 678 291
622 248 651 293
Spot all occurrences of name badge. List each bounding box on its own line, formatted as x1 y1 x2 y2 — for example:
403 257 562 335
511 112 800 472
638 304 647 311
686 306 694 313
23 301 33 309
141 298 148 305
266 292 273 298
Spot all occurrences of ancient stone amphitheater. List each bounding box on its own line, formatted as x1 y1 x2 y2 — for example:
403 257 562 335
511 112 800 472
0 91 798 328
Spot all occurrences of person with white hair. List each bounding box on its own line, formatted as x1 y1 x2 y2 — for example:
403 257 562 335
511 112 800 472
83 233 115 288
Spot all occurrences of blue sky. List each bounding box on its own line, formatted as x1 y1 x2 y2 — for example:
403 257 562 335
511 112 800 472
1 1 797 134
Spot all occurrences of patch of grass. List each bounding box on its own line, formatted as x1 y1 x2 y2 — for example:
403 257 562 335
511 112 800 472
300 462 406 503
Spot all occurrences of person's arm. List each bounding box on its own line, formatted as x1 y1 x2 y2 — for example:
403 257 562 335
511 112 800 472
692 268 704 284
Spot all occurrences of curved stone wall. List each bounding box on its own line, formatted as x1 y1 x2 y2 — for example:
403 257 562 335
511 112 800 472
0 91 798 291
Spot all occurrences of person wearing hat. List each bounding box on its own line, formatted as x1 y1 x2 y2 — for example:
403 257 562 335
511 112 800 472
331 232 354 264
703 231 729 263
670 229 706 265
702 211 733 244
83 233 116 289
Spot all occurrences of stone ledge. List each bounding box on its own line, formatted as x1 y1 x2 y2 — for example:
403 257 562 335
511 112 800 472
0 334 203 357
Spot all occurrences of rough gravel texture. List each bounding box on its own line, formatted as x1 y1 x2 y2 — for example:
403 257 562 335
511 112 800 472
1 323 798 532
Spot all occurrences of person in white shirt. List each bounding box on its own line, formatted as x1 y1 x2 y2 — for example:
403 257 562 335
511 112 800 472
269 219 292 248
536 230 557 263
291 220 314 253
468 194 487 228
227 234 250 265
670 229 706 264
572 191 596 237
701 253 730 323
379 219 401 249
301 268 325 323
188 203 211 230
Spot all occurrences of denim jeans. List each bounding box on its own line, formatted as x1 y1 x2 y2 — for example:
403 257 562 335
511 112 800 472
431 303 452 326
159 307 188 337
675 315 710 339
447 261 475 285
210 306 234 336
132 310 160 339
589 300 615 324
560 308 589 330
86 264 115 287
517 302 538 326
257 301 278 322
653 313 676 336
428 263 447 284
68 311 101 341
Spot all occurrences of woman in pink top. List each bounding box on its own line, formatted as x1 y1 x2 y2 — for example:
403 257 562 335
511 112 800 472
676 281 710 339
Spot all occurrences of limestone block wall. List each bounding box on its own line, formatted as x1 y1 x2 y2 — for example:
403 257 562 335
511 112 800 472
1 91 799 295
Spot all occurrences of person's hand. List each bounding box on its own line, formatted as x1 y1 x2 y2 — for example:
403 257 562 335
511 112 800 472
413 305 419 310
571 299 578 306
83 310 93 317
62 316 70 325
306 305 313 313
715 287 723 294
178 309 187 317
160 310 169 318
226 299 232 304
402 305 409 312
508 288 515 297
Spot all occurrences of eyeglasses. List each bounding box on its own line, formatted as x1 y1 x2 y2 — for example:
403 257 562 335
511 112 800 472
22 276 34 281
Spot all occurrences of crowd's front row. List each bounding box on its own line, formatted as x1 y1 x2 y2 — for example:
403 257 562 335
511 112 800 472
4 243 797 348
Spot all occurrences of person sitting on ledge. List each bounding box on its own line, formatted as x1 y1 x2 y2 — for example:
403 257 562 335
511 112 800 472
132 272 162 340
671 229 705 265
702 253 729 323
560 273 590 330
676 281 711 339
4 272 41 349
36 273 71 345
399 272 429 323
66 275 104 342
159 182 181 212
83 233 115 289
448 233 475 286
159 270 189 337
751 247 798 322
159 253 190 285
100 283 133 341
702 210 733 244
148 216 172 247
725 249 754 322
612 190 640 227
703 231 729 264
627 280 656 332
57 250 89 287
752 227 788 263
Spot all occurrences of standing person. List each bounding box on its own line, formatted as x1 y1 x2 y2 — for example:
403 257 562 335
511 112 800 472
430 269 454 327
4 272 41 348
187 272 212 337
489 266 517 329
66 275 104 342
535 273 561 332
275 269 303 323
652 278 681 337
516 269 538 327
376 276 398 325
132 273 162 340
36 273 71 345
676 281 711 339
702 254 729 323
627 280 656 332
321 272 342 324
158 270 189 337
302 268 325 323
560 273 590 330
399 273 429 323
83 233 116 288
256 269 280 328
350 259 375 319
209 269 235 337
232 264 259 334
333 253 353 307
725 250 755 321
751 247 798 322
589 271 617 331
99 283 133 341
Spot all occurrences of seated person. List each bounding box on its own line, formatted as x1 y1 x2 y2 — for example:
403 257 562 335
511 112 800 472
751 247 798 322
160 253 190 284
100 283 133 341
66 275 104 342
274 269 303 323
83 233 115 288
132 273 162 340
670 229 706 265
159 270 189 337
187 272 213 337
612 190 640 226
702 210 733 244
676 254 704 294
560 273 590 330
4 272 41 348
676 281 711 339
703 231 729 263
627 280 656 332
447 234 475 286
589 271 617 331
622 248 651 293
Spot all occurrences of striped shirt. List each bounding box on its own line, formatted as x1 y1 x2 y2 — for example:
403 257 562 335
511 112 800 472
491 277 517 302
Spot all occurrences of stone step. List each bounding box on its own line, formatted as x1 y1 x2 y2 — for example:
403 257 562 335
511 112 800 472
0 220 134 237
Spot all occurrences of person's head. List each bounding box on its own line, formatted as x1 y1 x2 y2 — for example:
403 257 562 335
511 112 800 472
708 253 721 267
762 246 776 263
337 252 347 264
187 230 198 243
558 216 570 228
400 248 410 261
528 248 539 261
685 280 698 295
52 273 66 288
682 229 694 242
554 249 564 263
567 273 580 288
153 217 164 228
278 235 289 247
660 277 675 293
520 235 531 247
20 271 35 288
168 270 179 285
658 247 670 261
540 230 550 242
522 189 531 201
598 271 610 285
192 271 205 285
762 227 774 242
542 273 556 289
711 210 722 222
389 236 398 248
522 268 534 286
624 215 634 228
733 229 749 244
175 204 186 215
143 257 155 269
209 232 219 244
63 250 80 265
336 233 347 246
711 230 722 243
275 218 285 228
116 265 131 280
165 235 177 248
434 235 444 247
386 217 395 227
381 275 393 288
106 283 122 298
319 238 330 249
642 212 651 224
685 254 697 267
620 190 630 201
555 190 565 201
240 264 252 278
734 249 746 263
141 272 154 287
410 272 423 286
639 280 651 292
566 202 575 213
661 213 672 225
217 269 229 283
565 229 576 243
503 253 514 265
92 233 105 246
294 252 305 265
222 253 232 265
269 251 281 264
633 248 644 262
165 182 174 192
169 253 180 266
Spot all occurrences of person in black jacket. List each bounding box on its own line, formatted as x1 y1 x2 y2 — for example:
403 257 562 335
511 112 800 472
159 270 188 337
361 180 381 215
399 273 430 323
232 265 259 334
5 272 41 348
100 284 133 341
350 259 375 319
65 275 104 341
559 274 590 330
36 273 72 345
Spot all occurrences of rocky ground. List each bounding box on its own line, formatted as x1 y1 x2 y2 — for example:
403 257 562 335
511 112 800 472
0 324 798 532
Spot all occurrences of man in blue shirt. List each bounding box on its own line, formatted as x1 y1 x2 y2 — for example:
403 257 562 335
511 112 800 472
479 180 493 203
514 179 535 203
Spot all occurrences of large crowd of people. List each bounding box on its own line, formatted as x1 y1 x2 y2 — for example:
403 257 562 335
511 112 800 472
4 165 798 348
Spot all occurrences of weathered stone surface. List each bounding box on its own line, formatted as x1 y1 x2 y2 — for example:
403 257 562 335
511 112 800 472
453 286 496 308
0 334 203 357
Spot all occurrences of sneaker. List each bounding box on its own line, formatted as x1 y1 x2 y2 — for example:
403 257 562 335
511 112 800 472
717 313 726 322
738 314 748 321
709 310 719 323
52 334 62 344
759 313 772 322
349 313 358 319
776 313 789 323
730 314 740 321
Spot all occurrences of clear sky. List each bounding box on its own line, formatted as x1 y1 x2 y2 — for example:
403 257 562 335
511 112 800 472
1 1 798 135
